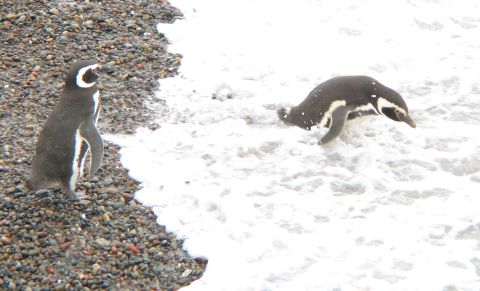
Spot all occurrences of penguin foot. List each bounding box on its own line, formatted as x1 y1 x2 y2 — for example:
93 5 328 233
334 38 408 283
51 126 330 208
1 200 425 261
67 191 79 201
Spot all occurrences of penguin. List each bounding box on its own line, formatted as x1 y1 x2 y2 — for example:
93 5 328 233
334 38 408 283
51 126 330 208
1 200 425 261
27 60 113 200
277 75 416 145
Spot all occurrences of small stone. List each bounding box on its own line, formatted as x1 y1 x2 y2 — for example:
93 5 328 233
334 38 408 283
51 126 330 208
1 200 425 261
128 244 140 254
105 187 117 194
49 8 60 15
94 238 111 249
101 213 111 222
39 197 53 205
79 200 91 206
105 18 118 28
13 192 27 198
83 182 93 189
128 272 139 279
1 235 12 244
17 15 27 23
92 263 101 274
35 189 51 198
84 20 93 28
149 80 159 88
181 269 192 277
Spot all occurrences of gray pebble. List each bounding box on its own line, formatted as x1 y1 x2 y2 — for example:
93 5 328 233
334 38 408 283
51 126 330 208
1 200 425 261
94 238 111 249
35 189 52 198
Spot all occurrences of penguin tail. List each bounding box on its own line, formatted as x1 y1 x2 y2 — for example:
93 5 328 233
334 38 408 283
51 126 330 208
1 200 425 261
277 107 289 122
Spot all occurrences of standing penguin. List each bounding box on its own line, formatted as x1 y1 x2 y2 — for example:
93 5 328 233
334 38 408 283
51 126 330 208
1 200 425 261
277 75 416 145
27 60 112 200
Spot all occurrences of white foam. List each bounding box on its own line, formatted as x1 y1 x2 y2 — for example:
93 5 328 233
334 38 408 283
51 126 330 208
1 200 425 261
107 0 480 290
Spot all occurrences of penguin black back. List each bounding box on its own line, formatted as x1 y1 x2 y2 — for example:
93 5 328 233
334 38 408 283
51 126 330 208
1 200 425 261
277 75 415 144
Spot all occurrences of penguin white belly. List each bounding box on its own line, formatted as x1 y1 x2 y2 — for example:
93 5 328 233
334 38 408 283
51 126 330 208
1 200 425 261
93 91 100 125
78 140 88 178
70 129 84 190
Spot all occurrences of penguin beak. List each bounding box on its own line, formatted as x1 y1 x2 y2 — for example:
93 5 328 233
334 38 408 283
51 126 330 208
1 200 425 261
95 65 114 74
401 113 416 128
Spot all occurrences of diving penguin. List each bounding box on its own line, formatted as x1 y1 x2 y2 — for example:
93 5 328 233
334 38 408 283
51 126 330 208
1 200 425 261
277 75 416 144
27 60 113 200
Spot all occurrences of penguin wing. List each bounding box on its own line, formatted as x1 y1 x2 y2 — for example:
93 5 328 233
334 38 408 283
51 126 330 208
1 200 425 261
318 105 349 145
79 118 104 176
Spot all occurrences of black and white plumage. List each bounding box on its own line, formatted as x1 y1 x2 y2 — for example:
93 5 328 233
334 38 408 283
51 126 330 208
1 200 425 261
277 75 416 145
27 60 113 200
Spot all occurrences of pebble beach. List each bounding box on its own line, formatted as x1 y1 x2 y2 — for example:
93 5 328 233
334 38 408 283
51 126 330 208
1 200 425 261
0 0 206 289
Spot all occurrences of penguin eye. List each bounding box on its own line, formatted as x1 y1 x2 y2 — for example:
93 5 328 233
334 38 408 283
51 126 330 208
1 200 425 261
82 69 98 84
381 107 401 122
394 108 407 120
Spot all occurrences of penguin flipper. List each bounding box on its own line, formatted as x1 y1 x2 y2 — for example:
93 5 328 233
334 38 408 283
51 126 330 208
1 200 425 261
318 105 349 145
80 119 104 176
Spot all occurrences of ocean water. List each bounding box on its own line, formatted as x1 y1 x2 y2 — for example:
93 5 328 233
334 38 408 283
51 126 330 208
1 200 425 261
107 0 480 290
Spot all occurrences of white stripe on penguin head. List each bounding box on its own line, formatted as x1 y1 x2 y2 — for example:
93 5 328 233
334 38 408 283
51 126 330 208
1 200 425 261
76 64 100 88
319 100 346 128
377 97 407 115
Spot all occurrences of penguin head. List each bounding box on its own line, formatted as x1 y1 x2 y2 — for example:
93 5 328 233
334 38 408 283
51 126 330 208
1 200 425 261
375 91 416 128
277 106 312 130
277 107 296 126
65 60 113 89
277 107 289 122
